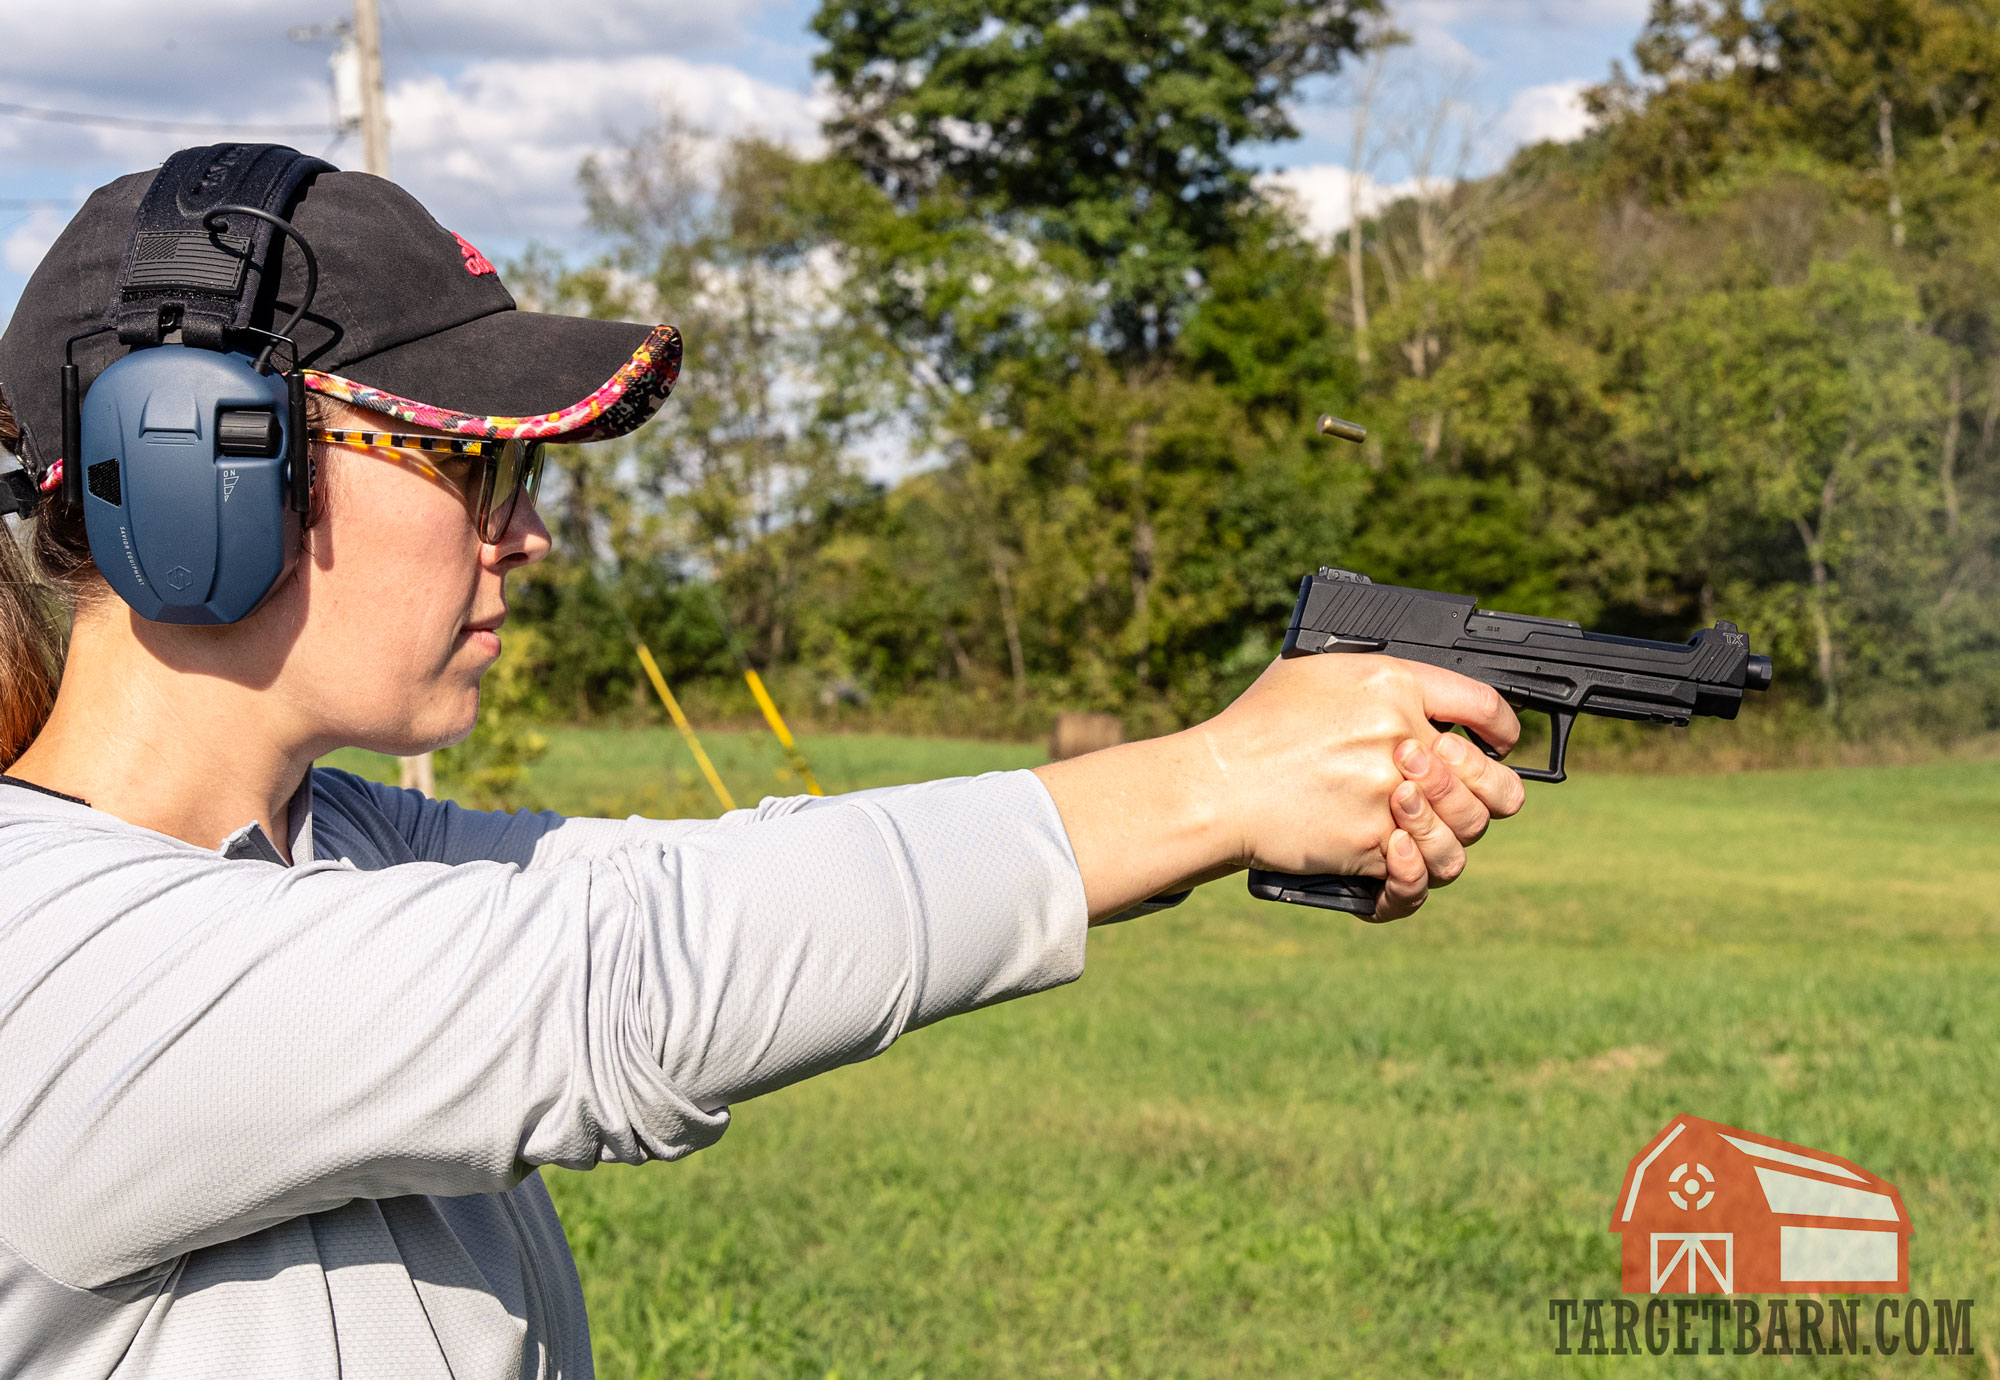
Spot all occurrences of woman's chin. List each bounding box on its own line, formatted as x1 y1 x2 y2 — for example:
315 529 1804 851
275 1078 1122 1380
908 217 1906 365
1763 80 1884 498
351 699 481 759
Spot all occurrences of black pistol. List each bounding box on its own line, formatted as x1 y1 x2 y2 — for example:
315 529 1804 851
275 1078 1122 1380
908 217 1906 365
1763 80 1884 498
1247 567 1773 916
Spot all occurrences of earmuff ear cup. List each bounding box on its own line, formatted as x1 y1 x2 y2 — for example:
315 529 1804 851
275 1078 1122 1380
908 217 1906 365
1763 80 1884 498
80 347 300 624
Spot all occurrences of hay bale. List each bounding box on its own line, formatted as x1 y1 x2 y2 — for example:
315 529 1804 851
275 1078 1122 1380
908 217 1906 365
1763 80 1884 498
1049 711 1124 761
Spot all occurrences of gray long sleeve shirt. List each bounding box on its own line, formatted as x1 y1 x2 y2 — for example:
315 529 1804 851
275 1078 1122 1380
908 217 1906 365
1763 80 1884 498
0 766 1089 1378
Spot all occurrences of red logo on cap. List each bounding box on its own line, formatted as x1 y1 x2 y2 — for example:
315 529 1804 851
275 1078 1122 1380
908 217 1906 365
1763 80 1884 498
453 232 495 277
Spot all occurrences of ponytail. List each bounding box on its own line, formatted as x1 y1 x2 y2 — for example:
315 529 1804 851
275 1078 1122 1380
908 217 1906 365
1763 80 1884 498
0 384 96 770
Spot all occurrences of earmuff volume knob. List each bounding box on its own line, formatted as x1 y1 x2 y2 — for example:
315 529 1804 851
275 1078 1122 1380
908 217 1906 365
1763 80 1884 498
217 409 282 457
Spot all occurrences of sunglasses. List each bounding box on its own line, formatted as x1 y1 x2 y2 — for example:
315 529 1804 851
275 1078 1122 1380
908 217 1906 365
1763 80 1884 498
307 428 546 543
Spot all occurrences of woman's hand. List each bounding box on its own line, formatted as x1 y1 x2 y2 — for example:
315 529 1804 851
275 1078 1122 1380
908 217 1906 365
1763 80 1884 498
1033 654 1527 924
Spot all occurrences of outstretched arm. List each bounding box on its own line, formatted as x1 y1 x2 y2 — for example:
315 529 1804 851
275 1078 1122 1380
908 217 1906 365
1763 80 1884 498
1034 654 1528 924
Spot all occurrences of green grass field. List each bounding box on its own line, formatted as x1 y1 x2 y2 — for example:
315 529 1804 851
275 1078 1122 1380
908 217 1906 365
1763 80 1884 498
325 732 2000 1377
324 725 1045 818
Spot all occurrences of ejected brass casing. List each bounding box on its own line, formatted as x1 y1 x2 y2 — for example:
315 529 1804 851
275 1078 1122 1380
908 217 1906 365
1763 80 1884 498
1317 413 1368 443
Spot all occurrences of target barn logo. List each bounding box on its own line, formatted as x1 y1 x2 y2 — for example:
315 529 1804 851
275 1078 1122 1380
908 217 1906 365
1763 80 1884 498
1612 1116 1911 1294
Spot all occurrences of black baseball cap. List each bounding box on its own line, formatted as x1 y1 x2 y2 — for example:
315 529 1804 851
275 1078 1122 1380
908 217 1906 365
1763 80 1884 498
0 156 680 473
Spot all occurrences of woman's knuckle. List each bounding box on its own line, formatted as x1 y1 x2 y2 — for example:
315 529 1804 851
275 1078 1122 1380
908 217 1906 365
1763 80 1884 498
1425 759 1468 796
1358 706 1404 743
1467 760 1511 808
1366 663 1415 701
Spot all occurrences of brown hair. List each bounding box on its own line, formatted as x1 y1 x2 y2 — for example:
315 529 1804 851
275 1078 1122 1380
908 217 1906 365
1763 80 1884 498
0 384 103 768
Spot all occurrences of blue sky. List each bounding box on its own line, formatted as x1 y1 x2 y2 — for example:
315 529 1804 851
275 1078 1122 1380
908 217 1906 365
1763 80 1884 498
0 0 1651 324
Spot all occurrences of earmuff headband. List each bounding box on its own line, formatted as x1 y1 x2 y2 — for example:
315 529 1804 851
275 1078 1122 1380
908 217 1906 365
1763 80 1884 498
110 144 333 353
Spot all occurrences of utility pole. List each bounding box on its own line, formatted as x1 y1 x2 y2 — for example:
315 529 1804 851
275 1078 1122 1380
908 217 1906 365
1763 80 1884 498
294 10 427 793
352 0 390 178
345 0 430 793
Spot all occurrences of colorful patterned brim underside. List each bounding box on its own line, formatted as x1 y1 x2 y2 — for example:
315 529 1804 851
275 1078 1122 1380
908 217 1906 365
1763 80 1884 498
302 324 681 443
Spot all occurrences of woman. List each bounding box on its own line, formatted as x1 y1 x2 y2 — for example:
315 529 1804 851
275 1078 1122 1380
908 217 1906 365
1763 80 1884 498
0 162 1523 1378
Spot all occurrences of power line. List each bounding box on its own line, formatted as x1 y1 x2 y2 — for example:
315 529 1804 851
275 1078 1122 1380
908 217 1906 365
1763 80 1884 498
0 99 328 137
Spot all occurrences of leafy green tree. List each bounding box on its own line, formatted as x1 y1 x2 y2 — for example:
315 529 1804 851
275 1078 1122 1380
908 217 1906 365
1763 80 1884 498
1569 0 2000 726
570 123 899 678
1640 255 1951 713
1589 0 2000 241
801 0 1392 724
813 0 1387 359
502 0 1997 744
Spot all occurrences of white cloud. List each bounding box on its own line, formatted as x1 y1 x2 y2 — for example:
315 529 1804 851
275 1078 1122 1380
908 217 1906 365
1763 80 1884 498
1380 0 1644 89
0 0 774 104
0 42 824 289
1396 15 1485 70
379 54 824 241
376 0 779 58
1501 79 1595 147
3 207 69 275
0 0 1634 324
1258 165 1440 244
0 0 816 295
1401 0 1648 25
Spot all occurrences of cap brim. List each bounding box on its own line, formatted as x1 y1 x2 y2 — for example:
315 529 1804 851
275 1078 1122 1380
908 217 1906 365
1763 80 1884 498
302 312 680 444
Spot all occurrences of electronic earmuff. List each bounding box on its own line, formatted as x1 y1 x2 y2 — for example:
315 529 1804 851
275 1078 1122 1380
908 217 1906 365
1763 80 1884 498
58 144 332 625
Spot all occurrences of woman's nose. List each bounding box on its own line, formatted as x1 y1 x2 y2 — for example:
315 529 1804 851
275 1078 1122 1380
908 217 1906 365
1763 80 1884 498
486 498 552 569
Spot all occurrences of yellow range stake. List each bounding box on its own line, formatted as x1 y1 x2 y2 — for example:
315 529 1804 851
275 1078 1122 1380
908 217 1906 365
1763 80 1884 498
742 669 824 796
634 645 736 813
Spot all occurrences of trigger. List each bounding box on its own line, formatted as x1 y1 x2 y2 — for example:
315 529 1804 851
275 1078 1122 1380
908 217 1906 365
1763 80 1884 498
1461 727 1505 761
1429 720 1506 762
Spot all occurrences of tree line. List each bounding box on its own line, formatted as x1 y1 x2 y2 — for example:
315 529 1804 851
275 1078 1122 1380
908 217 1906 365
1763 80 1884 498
501 0 1999 744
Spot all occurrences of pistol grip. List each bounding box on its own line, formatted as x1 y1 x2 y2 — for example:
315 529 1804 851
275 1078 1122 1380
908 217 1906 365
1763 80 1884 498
1246 869 1385 916
1248 710 1576 916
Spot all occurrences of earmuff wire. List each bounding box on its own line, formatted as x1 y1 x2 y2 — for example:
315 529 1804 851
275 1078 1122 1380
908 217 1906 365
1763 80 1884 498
233 327 301 374
58 324 119 510
229 326 312 515
58 362 82 509
63 323 118 367
200 205 320 376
